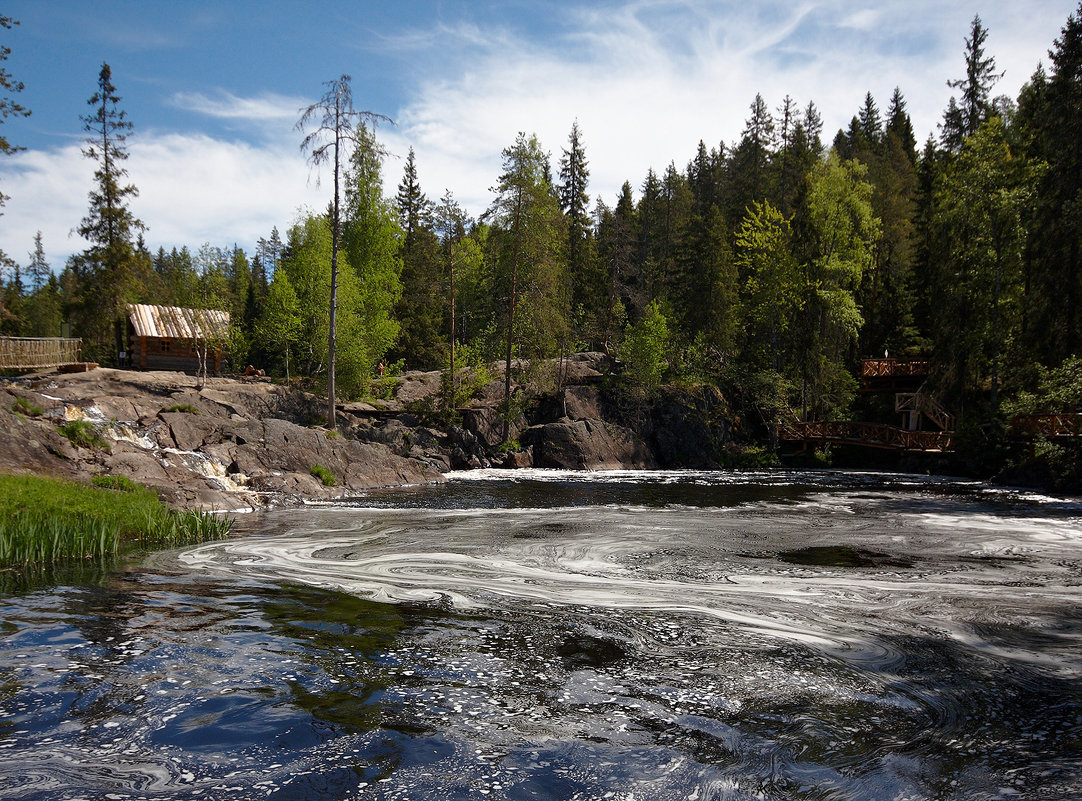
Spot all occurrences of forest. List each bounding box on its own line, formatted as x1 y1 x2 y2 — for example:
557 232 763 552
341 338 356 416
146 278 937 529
2 7 1082 478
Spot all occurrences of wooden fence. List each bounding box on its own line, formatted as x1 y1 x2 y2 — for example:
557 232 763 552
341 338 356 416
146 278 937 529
861 358 932 379
0 337 83 370
1009 413 1082 439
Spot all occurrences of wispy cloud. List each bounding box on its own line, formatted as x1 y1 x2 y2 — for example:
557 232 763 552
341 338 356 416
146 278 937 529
0 0 1073 273
171 90 306 123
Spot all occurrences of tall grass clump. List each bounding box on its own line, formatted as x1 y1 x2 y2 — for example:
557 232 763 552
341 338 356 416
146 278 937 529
58 420 111 451
12 397 43 417
0 474 233 568
310 464 336 486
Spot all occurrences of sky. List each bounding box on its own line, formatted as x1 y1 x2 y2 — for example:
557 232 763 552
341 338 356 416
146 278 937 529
0 0 1077 270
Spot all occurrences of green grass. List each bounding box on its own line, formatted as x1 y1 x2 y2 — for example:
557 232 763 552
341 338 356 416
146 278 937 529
58 420 111 451
164 403 199 414
91 474 139 492
0 473 233 568
310 464 336 487
12 397 43 417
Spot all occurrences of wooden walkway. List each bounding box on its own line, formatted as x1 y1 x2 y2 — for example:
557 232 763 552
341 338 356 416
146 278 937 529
0 337 82 370
778 421 954 452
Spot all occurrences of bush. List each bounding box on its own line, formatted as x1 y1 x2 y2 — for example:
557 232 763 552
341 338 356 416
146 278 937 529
310 464 336 486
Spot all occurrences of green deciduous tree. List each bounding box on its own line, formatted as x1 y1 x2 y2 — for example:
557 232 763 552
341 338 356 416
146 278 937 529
736 200 802 373
801 152 879 419
933 117 1039 412
257 268 302 381
620 299 670 393
487 132 568 441
342 123 402 386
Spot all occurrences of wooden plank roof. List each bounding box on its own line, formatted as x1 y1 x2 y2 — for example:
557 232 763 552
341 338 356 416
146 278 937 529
127 304 230 341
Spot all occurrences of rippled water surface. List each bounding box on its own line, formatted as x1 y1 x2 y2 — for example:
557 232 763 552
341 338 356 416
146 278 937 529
2 469 1082 800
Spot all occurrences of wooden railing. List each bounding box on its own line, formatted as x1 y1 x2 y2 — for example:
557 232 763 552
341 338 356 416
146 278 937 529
1010 414 1082 439
896 392 955 432
861 358 931 379
778 420 953 452
0 337 82 370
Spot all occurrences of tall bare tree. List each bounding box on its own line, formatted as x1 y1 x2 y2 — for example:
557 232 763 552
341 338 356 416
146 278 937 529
297 75 391 427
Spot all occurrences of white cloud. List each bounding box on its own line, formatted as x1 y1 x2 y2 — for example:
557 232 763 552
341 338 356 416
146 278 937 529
381 0 1072 217
0 132 326 268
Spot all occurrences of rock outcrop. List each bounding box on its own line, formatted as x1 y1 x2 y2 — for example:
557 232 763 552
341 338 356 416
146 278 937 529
0 369 443 511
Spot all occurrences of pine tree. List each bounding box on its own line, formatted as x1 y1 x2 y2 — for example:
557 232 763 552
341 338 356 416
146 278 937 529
487 132 567 441
0 15 30 209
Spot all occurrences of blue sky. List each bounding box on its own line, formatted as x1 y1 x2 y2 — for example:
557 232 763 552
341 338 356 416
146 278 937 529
0 0 1076 269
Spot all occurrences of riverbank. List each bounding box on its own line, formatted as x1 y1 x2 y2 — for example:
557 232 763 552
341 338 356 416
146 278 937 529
0 354 739 510
0 473 232 567
4 357 1070 511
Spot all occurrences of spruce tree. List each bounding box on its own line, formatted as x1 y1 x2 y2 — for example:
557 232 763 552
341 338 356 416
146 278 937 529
1026 2 1082 366
946 15 1003 140
26 231 48 292
394 148 443 369
76 63 148 362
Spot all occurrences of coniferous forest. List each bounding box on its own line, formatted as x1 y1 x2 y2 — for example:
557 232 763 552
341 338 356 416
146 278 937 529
3 8 1082 482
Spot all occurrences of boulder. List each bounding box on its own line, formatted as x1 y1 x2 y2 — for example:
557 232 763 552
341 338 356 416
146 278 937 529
563 385 603 421
524 419 655 470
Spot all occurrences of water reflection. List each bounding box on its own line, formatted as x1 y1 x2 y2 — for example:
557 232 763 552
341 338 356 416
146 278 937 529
0 469 1080 799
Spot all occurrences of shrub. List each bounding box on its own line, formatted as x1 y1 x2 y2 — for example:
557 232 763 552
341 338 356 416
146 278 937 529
310 464 336 486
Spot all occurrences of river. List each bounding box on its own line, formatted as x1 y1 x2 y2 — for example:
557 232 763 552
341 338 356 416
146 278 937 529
0 469 1080 800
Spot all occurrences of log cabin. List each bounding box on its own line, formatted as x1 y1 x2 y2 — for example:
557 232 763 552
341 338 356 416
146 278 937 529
126 304 230 372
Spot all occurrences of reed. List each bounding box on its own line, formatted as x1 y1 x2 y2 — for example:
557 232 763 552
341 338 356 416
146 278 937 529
0 474 233 568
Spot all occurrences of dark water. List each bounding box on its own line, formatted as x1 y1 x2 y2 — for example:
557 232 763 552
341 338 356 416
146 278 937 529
1 469 1081 800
